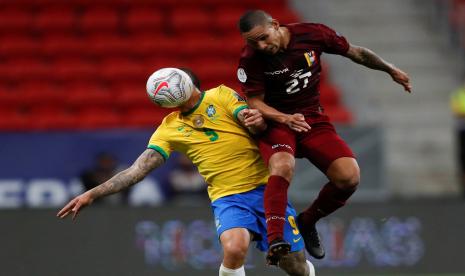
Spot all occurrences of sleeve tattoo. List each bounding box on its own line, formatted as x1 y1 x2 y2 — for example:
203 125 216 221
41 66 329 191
345 44 393 73
89 149 164 198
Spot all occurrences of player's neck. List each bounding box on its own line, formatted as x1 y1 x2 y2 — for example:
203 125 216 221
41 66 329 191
280 26 291 50
180 90 201 113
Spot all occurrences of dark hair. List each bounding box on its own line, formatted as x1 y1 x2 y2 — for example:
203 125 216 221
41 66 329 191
180 67 201 90
238 10 272 33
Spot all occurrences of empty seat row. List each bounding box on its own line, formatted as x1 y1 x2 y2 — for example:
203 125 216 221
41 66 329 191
0 6 298 34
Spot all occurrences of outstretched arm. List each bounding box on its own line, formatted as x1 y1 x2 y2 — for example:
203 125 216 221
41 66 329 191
344 44 412 93
57 149 165 220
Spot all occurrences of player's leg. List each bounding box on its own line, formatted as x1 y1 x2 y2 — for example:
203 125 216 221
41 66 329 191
212 192 269 275
296 121 358 259
219 228 251 276
279 250 315 276
258 124 297 261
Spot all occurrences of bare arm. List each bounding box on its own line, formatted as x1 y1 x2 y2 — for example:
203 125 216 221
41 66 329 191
344 44 412 92
236 108 267 134
247 95 311 132
57 149 164 219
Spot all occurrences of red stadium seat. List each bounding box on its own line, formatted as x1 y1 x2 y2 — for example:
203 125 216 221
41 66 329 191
86 34 133 57
0 35 39 58
34 7 77 33
0 8 33 33
324 106 353 124
52 58 99 82
320 83 342 107
113 83 153 109
188 58 237 88
124 7 164 33
266 8 300 24
4 58 51 82
76 107 122 129
0 108 30 130
99 58 147 82
122 107 171 128
64 83 112 109
211 8 244 35
40 34 87 58
170 8 211 33
80 8 120 33
130 33 179 57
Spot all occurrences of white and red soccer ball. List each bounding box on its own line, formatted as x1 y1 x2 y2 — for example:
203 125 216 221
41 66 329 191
146 68 194 108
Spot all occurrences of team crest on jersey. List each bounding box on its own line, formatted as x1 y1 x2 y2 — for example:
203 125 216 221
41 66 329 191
304 51 318 67
206 105 220 121
206 105 216 117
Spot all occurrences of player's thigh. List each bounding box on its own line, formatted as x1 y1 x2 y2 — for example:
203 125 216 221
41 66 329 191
258 123 297 166
297 121 355 174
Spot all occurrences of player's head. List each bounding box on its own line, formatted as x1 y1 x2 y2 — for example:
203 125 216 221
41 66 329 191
238 10 282 55
180 67 201 91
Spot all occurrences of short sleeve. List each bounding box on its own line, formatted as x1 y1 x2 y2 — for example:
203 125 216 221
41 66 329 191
317 24 349 55
237 51 265 98
218 85 249 121
147 125 172 161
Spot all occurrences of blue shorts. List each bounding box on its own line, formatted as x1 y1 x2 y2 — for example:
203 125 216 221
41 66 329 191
211 185 305 252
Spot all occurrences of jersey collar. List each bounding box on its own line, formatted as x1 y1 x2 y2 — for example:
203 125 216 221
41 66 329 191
181 91 205 116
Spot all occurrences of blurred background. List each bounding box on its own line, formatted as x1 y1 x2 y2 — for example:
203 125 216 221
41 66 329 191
1 0 465 275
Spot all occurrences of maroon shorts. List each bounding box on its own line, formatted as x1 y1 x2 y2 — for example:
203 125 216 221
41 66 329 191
258 115 355 173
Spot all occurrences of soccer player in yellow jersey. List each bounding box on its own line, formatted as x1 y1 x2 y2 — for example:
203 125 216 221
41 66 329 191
57 68 315 276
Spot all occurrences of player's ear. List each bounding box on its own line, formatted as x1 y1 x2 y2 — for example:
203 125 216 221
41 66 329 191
271 19 280 30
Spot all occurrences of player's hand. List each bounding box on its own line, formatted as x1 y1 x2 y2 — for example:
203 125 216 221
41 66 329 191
390 67 412 93
57 192 94 220
285 113 311 132
243 109 265 127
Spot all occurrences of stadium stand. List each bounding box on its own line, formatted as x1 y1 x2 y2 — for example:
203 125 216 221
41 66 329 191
0 0 352 130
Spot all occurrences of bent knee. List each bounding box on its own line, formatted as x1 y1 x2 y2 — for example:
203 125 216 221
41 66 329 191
269 154 295 180
330 164 360 190
222 242 248 262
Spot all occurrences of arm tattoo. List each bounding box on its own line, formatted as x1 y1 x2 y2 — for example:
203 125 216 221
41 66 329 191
89 149 164 198
347 45 393 73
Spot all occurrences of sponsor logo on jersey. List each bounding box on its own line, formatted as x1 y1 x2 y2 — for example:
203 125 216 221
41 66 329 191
178 125 194 136
237 68 247 83
271 144 293 150
264 68 289 75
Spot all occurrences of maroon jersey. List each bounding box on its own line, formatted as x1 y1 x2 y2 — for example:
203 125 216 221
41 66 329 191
238 23 349 116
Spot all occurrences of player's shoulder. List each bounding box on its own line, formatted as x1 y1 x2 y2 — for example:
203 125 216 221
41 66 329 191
158 111 180 126
205 85 245 102
240 44 259 59
205 84 235 97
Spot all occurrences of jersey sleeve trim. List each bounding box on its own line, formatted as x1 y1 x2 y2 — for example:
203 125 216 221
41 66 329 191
147 145 169 161
233 105 249 120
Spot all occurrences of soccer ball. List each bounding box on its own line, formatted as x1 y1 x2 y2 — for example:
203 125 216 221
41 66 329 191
146 68 194 108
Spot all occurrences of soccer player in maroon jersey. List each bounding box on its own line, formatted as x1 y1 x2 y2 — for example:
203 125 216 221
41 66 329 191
237 10 411 263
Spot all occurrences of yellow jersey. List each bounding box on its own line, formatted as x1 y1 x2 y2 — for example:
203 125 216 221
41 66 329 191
147 85 269 202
